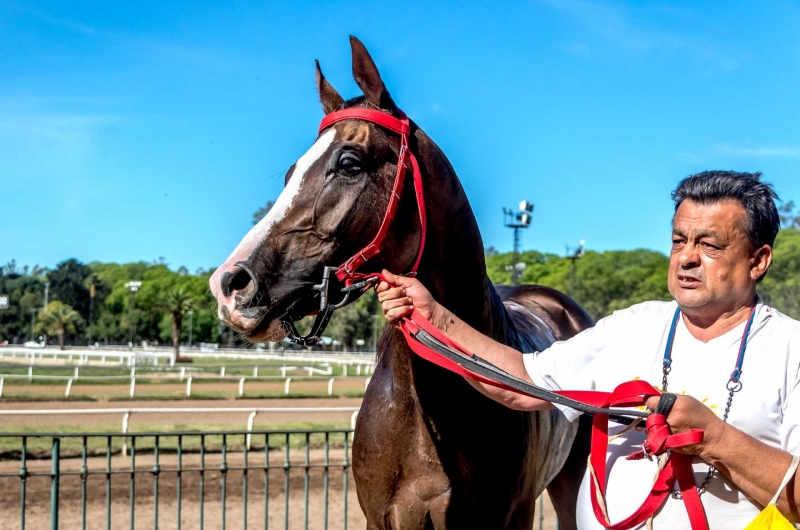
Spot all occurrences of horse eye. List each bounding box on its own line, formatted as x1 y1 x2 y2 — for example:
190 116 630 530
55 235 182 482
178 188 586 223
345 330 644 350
338 155 362 176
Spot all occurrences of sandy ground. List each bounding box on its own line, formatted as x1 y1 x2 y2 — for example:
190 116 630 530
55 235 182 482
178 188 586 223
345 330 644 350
0 378 368 400
0 397 363 430
0 449 558 529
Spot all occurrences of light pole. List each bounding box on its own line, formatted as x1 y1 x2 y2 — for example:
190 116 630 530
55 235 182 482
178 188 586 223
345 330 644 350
503 201 534 285
124 281 142 350
566 240 586 298
187 310 194 348
88 277 95 346
29 308 38 343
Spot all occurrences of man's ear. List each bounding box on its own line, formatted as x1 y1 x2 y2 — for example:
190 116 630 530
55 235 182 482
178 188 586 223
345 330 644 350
316 60 344 115
350 35 396 110
751 244 773 281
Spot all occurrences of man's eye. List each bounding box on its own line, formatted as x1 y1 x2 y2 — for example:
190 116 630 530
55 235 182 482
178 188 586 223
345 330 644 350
338 156 362 176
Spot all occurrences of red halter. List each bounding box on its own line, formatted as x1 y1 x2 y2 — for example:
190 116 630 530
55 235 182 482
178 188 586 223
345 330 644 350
318 107 427 283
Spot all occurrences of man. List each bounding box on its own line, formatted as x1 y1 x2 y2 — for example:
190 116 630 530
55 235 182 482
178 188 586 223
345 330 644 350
377 171 800 528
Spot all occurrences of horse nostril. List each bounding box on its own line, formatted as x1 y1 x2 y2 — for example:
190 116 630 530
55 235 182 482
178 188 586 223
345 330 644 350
220 266 259 306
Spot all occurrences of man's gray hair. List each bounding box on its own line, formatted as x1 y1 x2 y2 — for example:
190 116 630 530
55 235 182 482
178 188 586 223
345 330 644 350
672 171 781 248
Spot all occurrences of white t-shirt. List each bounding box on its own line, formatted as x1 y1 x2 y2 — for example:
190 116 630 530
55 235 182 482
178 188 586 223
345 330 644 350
523 299 800 530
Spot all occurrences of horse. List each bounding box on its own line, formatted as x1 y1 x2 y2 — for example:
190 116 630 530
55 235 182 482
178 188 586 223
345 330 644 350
209 36 594 529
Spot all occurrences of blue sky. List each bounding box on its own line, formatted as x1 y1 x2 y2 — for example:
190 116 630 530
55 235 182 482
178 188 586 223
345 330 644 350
2 0 799 273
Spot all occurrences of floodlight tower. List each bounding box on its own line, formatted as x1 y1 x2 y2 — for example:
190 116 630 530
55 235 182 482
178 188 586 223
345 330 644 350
503 200 534 285
566 240 586 298
124 281 142 350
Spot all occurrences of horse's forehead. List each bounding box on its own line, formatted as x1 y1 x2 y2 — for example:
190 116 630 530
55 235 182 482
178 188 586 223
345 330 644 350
335 120 372 144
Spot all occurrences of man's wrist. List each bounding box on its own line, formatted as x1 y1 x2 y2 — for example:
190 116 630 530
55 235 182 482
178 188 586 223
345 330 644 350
699 417 728 462
430 303 451 333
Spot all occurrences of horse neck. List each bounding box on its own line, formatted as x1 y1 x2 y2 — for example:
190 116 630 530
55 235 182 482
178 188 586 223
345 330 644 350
412 132 510 342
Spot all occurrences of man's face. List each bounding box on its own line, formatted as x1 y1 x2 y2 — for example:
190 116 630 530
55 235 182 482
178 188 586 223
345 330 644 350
668 199 768 316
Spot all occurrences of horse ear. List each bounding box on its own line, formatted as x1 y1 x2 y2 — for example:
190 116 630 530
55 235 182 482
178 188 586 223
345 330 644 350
316 60 344 115
349 36 396 110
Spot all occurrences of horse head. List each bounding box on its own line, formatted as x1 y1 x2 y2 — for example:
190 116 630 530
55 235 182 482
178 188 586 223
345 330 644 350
209 36 424 342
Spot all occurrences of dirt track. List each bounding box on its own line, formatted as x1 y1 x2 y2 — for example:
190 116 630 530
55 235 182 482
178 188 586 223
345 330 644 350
0 450 558 529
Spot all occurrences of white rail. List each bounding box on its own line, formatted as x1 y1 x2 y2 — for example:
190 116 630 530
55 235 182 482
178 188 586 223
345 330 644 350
0 406 362 453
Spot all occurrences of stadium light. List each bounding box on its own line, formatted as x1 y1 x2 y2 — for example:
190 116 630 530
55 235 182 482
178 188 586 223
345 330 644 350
566 240 586 298
502 200 534 285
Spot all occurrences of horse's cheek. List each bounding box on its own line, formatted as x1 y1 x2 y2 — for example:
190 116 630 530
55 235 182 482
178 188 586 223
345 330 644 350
315 181 371 236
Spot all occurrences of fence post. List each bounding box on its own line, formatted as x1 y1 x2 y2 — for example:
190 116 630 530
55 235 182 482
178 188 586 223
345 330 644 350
220 366 225 378
238 377 245 397
0 377 4 397
51 437 61 530
365 377 371 391
129 377 135 398
180 367 185 381
328 378 334 396
253 366 258 378
246 411 257 450
65 379 73 397
281 366 286 378
74 367 79 380
284 377 291 395
186 377 192 397
28 366 33 381
121 412 131 457
342 365 347 377
357 364 362 376
130 367 135 379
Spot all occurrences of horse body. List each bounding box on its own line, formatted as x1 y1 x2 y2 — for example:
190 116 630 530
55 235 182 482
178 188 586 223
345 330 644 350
209 36 593 530
353 124 592 529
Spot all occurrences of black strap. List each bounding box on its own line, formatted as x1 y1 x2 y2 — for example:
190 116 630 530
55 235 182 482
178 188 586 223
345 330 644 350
413 329 648 423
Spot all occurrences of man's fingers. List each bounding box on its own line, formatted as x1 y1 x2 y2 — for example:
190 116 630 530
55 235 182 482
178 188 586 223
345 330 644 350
386 306 413 323
382 298 413 311
377 287 406 302
376 281 390 294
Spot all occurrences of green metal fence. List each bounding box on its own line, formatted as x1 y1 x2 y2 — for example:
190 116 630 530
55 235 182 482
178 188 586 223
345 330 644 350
0 428 355 530
0 428 558 530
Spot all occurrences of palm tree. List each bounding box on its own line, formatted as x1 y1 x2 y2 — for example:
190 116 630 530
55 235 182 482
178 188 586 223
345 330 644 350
158 287 195 362
39 301 83 350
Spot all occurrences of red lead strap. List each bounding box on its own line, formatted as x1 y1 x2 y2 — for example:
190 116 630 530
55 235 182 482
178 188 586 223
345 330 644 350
394 301 708 530
318 108 427 283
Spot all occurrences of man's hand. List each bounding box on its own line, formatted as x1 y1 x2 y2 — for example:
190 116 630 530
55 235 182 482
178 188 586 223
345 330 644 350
644 394 726 458
376 270 439 324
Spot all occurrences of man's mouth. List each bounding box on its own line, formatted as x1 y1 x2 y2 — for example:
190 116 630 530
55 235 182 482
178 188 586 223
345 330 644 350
676 274 702 288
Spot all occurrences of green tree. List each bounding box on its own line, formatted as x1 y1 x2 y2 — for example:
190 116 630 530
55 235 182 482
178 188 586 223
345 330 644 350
780 201 800 230
759 228 800 319
157 287 196 360
39 301 83 350
485 248 671 320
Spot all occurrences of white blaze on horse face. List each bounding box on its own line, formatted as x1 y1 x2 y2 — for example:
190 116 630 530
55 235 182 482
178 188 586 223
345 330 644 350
224 128 336 266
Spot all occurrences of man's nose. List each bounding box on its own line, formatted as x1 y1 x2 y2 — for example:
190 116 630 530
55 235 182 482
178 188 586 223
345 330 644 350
678 242 701 268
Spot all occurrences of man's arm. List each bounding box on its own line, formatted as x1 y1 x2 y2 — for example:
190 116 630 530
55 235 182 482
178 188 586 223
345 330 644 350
645 394 800 522
377 270 555 411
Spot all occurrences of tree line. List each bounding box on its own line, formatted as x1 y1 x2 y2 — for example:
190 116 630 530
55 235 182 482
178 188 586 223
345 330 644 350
2 207 798 351
483 226 800 322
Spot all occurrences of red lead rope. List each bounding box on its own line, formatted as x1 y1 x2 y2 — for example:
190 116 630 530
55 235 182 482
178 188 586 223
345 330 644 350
318 107 707 530
399 305 708 530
